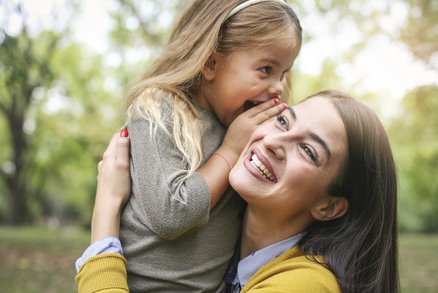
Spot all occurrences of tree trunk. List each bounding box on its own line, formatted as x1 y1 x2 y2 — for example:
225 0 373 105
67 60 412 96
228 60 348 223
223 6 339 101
4 96 29 225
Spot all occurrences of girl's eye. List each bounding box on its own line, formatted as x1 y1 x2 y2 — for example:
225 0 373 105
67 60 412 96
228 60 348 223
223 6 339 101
301 144 317 163
276 115 288 129
259 66 272 75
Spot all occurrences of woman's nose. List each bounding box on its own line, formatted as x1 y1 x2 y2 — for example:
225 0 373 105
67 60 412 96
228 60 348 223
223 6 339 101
262 133 286 159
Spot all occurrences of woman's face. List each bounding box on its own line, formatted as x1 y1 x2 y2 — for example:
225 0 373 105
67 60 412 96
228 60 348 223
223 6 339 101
229 97 348 222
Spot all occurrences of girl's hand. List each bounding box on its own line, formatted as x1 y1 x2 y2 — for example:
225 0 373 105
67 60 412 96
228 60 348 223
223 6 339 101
91 128 131 243
220 99 287 163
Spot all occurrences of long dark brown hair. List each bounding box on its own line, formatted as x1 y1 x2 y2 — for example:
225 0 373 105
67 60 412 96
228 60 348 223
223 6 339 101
299 90 400 293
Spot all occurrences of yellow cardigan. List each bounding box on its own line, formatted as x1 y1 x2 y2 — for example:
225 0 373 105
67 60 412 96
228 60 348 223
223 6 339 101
76 247 341 293
75 253 128 293
241 246 341 292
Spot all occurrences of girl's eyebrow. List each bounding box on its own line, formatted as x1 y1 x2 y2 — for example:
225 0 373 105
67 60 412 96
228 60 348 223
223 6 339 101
259 58 280 66
287 106 332 161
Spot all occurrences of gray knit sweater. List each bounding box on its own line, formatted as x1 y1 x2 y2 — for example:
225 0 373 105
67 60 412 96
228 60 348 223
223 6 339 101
120 99 245 292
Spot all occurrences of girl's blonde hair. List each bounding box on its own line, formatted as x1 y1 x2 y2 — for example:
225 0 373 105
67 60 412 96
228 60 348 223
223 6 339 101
127 0 302 175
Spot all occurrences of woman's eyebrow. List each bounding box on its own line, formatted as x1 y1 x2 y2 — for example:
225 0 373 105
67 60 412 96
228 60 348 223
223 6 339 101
287 106 296 120
309 132 331 161
287 106 331 161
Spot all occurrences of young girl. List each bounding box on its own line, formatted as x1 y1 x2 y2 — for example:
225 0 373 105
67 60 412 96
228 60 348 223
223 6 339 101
76 0 302 292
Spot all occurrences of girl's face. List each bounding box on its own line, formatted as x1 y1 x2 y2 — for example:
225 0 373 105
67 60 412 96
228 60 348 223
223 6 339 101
229 97 347 224
199 34 297 126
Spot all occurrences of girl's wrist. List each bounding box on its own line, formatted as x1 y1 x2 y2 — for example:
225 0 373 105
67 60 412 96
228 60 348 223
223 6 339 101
215 145 239 170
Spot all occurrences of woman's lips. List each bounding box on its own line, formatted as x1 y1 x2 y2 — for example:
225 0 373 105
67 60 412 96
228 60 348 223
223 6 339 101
244 150 277 183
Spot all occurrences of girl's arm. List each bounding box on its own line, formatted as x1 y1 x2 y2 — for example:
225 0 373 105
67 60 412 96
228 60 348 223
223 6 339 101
128 99 285 239
198 99 287 208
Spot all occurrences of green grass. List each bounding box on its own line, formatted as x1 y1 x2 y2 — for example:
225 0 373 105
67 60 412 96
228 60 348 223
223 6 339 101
0 227 437 292
399 233 438 293
0 226 89 293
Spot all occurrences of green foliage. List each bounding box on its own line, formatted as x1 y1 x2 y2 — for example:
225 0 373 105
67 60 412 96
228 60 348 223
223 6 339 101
389 86 438 232
400 0 438 64
0 0 437 230
0 27 60 224
27 42 125 225
0 4 124 225
293 59 344 102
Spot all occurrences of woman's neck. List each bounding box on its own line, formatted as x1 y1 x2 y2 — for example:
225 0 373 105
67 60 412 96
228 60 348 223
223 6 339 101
240 207 308 259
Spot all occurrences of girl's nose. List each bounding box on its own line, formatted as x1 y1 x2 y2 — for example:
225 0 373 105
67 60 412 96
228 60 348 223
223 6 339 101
268 78 284 97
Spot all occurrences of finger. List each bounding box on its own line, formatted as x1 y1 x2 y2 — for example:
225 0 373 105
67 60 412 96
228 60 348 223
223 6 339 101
244 97 280 116
102 133 120 160
115 134 130 170
252 103 288 124
120 127 129 137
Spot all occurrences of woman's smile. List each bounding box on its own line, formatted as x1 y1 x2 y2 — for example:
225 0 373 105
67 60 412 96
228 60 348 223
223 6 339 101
244 149 278 183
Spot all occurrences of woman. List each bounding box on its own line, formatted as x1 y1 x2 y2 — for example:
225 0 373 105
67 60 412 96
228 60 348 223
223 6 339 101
76 90 400 293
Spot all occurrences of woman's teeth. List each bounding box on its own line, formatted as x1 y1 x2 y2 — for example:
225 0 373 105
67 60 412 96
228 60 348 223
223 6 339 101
250 154 276 182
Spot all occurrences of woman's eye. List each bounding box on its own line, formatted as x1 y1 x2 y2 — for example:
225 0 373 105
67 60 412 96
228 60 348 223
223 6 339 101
301 144 317 162
259 66 272 75
276 115 288 129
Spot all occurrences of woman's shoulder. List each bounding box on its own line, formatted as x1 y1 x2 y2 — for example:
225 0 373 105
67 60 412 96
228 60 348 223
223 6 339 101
243 246 341 292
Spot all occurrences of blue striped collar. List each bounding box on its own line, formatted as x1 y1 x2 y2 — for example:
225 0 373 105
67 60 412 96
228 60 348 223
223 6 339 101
231 232 305 290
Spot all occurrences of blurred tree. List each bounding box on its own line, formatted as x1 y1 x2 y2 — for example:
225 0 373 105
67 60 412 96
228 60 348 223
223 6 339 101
0 0 435 229
0 1 123 225
400 0 438 67
0 0 185 226
0 8 60 224
389 86 438 232
107 0 185 88
27 42 124 226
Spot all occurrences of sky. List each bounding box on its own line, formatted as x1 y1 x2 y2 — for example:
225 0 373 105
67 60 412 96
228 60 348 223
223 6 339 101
1 0 437 117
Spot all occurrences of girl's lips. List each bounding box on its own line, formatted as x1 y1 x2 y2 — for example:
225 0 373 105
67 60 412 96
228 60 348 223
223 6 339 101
243 101 257 111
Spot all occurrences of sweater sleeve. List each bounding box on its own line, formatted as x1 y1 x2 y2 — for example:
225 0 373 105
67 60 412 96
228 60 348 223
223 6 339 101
75 253 129 293
127 117 210 240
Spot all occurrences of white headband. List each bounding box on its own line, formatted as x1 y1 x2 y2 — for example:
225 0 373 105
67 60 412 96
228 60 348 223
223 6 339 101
226 0 285 19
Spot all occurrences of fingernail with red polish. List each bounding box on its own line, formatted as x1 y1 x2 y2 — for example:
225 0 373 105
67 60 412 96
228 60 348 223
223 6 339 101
274 98 279 105
120 127 129 137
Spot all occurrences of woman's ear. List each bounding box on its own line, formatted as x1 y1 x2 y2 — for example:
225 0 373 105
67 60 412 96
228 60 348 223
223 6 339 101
201 53 220 81
311 196 349 221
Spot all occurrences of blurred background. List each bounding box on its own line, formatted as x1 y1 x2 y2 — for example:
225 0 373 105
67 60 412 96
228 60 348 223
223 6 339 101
0 0 437 292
